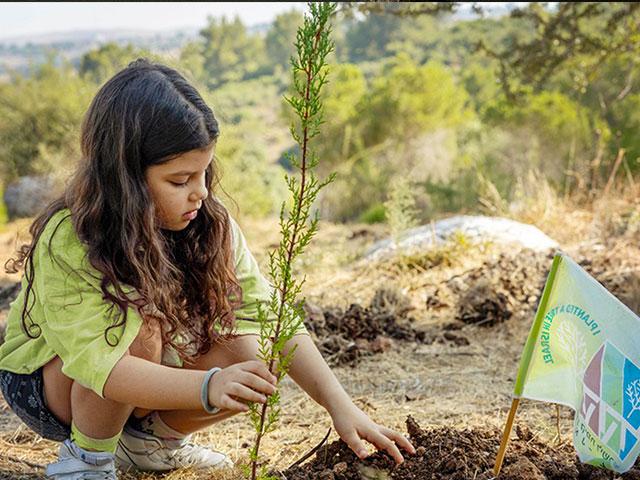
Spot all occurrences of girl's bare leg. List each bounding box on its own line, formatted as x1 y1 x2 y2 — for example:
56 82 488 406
42 322 163 440
151 334 262 434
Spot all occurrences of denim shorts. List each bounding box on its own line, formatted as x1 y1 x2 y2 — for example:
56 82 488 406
0 368 71 441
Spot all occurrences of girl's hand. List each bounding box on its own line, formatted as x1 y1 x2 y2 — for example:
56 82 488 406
208 360 277 412
330 401 416 464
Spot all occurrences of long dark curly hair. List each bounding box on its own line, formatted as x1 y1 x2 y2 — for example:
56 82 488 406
6 58 242 361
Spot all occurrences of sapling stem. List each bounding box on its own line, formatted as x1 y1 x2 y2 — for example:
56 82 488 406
247 3 337 480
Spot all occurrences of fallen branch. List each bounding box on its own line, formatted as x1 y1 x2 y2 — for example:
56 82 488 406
286 427 332 470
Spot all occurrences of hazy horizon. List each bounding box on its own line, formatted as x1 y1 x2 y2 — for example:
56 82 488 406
0 2 306 42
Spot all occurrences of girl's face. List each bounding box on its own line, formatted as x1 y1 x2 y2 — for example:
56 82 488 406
145 145 213 231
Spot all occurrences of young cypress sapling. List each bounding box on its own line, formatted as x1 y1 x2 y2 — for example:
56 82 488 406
247 3 337 480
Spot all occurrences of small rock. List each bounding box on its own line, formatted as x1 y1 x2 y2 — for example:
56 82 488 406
333 461 347 474
405 393 417 402
442 321 464 331
371 336 393 353
415 446 426 456
501 457 545 480
426 295 448 309
357 464 390 480
319 470 335 480
4 175 60 219
443 331 470 346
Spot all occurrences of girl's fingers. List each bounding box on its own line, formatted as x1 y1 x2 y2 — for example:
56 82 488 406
240 372 277 396
381 428 416 454
241 361 278 384
341 430 369 460
364 430 404 464
220 394 249 412
229 383 268 404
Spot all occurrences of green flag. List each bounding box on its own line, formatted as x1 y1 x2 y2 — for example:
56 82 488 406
515 253 640 472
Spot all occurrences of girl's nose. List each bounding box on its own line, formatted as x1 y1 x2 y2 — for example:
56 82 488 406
189 182 208 202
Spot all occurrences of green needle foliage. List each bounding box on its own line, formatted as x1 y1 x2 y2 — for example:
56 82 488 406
246 3 337 480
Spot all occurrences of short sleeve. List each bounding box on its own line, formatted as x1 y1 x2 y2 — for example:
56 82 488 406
229 217 308 337
34 215 143 398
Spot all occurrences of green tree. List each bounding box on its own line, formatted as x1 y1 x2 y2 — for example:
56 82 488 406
265 9 304 75
461 61 501 112
79 42 149 84
482 91 595 189
199 15 266 87
361 55 472 146
344 12 402 62
340 2 456 63
478 3 640 100
612 94 640 169
315 63 366 170
179 40 206 83
0 57 94 184
215 123 288 218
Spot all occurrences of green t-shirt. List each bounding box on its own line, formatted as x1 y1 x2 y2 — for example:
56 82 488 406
0 209 307 398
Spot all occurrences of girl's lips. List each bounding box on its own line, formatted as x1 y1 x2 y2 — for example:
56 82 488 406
183 209 198 220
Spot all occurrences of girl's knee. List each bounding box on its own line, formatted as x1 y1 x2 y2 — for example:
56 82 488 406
129 319 162 363
184 334 263 370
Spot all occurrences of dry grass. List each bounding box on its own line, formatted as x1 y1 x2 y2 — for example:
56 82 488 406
0 183 637 478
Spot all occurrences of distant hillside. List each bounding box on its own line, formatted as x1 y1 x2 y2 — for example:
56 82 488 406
0 22 270 78
0 2 517 81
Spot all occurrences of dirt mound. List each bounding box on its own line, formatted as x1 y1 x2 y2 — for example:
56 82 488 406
437 247 639 329
303 288 433 367
426 244 640 327
579 254 640 315
444 250 553 327
281 416 640 479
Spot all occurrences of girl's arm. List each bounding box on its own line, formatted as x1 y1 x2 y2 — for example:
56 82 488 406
103 354 276 411
283 334 416 464
104 355 205 410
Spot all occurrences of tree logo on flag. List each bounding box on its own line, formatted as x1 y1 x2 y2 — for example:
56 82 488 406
557 318 587 391
625 381 640 419
580 341 640 463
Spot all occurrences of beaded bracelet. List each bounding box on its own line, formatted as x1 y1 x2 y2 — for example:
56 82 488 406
200 367 222 414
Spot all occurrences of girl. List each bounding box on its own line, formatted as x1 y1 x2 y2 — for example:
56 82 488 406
0 59 415 479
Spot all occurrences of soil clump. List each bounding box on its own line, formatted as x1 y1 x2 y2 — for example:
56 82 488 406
282 416 640 480
428 247 639 329
449 250 552 327
303 288 434 367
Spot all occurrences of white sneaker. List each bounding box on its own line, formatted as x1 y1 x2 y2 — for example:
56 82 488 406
114 425 232 472
45 439 117 480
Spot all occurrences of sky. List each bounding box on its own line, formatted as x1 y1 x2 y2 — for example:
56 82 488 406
0 2 306 40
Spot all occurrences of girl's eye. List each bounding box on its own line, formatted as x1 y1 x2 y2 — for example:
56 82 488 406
170 181 188 187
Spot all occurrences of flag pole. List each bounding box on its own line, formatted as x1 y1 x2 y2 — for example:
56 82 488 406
493 253 563 477
493 397 520 476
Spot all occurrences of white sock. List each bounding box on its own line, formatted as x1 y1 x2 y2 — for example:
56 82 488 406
130 411 187 441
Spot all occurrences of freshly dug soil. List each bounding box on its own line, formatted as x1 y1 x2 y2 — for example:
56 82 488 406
281 416 640 480
450 250 552 327
303 288 433 367
579 254 640 315
441 246 640 329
